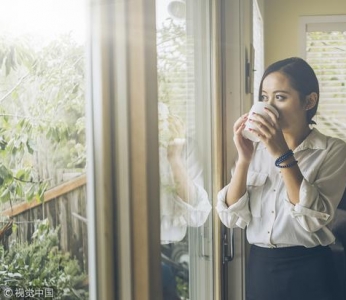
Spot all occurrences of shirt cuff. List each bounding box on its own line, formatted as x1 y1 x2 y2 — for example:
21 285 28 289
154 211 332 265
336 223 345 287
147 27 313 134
284 178 331 232
298 178 330 219
174 185 212 227
293 204 330 220
216 185 251 229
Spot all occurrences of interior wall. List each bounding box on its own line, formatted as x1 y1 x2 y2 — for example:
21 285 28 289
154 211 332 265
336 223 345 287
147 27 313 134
264 0 346 66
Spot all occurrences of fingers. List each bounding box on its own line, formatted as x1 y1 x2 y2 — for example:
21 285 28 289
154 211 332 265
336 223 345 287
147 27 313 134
264 108 279 126
234 113 248 133
248 110 284 146
249 112 276 133
168 114 185 138
235 121 246 135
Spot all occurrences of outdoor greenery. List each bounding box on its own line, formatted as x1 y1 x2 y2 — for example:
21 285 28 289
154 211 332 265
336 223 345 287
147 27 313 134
176 276 189 300
157 18 190 122
0 32 87 298
0 219 88 299
0 34 86 206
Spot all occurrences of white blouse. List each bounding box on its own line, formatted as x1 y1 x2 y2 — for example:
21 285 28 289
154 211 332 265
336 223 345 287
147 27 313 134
160 143 212 244
216 128 346 248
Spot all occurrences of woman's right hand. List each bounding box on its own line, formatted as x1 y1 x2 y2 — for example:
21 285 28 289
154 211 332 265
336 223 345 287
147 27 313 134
233 114 254 163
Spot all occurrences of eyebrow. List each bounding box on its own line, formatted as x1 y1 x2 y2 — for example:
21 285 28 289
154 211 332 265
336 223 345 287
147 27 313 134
262 90 290 94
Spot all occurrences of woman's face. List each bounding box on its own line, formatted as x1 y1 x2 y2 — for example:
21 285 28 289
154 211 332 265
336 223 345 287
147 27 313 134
260 71 308 131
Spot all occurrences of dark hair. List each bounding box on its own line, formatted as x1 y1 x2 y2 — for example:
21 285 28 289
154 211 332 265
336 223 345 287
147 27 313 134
258 57 319 125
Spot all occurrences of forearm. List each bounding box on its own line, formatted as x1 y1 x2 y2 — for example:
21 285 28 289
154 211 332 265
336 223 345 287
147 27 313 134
226 160 250 207
279 156 303 205
169 158 197 205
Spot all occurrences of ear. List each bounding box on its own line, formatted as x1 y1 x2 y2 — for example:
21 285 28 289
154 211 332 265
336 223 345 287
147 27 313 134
305 92 318 110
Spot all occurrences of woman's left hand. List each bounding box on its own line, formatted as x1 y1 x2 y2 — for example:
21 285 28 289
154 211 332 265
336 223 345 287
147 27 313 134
248 108 289 157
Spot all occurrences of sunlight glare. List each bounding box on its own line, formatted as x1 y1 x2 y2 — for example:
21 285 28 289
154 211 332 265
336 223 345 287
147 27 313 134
0 0 86 44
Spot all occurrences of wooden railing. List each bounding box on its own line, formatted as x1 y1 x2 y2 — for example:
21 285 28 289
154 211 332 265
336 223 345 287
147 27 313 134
1 174 88 272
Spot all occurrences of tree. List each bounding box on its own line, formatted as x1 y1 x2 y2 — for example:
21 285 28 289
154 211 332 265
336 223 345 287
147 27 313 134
0 33 86 206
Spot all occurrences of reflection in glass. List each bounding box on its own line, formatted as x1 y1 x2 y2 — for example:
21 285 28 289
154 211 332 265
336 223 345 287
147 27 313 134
156 1 213 299
159 102 211 244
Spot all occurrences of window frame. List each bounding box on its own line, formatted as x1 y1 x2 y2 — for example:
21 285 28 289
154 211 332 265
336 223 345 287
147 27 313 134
299 15 346 58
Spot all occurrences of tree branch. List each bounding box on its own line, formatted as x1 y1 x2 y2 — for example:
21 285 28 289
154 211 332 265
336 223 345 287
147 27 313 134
0 61 38 103
0 72 31 103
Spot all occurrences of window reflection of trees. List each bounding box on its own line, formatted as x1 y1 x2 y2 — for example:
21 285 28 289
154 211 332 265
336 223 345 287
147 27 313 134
157 13 212 300
157 17 211 242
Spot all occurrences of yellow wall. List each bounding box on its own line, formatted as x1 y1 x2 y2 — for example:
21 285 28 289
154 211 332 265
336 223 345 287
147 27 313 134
264 0 346 66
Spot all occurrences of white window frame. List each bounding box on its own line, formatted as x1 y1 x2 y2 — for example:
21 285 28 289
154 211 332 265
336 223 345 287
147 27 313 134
299 15 346 58
253 0 264 103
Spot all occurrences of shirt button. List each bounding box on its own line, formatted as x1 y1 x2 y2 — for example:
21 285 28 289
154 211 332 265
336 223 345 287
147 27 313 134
271 211 274 214
273 189 276 192
267 231 270 234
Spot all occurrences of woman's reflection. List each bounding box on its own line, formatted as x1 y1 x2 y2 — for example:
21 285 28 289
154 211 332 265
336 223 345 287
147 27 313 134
158 101 212 244
159 101 211 299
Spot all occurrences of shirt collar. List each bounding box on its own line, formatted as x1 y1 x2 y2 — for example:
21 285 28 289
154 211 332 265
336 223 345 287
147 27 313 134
294 128 327 152
255 128 327 152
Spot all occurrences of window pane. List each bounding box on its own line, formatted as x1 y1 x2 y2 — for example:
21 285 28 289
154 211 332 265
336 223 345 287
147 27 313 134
306 30 346 141
156 1 213 299
0 1 89 298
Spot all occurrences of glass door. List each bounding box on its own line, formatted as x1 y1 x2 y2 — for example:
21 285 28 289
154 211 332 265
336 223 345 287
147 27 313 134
155 1 214 299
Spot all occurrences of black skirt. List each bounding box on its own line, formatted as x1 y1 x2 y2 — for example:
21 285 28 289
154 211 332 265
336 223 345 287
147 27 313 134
246 245 342 300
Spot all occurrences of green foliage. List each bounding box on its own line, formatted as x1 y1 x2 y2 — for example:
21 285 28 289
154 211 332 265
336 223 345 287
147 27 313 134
0 33 86 205
176 276 189 300
157 18 189 119
0 219 88 299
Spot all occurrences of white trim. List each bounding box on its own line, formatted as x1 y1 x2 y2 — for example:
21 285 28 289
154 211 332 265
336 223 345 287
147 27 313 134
221 0 248 299
299 15 346 58
252 0 264 102
306 22 346 32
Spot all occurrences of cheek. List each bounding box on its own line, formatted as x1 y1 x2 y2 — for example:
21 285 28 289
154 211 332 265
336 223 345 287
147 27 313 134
275 106 291 121
278 106 305 125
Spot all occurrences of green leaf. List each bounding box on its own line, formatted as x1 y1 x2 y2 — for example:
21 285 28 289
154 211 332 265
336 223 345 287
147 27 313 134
26 139 35 154
0 164 12 180
26 184 36 202
0 188 10 202
0 138 7 150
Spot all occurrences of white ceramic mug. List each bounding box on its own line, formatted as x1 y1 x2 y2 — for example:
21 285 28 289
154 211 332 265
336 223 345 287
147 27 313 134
242 102 279 142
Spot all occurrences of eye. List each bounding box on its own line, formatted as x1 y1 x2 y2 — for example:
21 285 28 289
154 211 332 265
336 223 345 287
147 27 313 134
275 94 286 101
260 95 268 102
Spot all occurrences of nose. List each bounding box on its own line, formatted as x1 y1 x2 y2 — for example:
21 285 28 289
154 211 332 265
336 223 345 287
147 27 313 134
267 97 275 106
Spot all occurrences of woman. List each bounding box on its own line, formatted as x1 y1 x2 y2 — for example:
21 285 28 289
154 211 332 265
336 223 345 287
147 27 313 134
216 57 346 300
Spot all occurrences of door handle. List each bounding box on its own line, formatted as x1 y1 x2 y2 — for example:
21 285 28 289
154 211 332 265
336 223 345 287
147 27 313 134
199 224 211 259
222 226 234 263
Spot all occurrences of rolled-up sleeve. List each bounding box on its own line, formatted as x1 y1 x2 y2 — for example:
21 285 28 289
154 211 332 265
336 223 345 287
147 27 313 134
285 140 346 232
216 184 251 229
175 183 212 227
